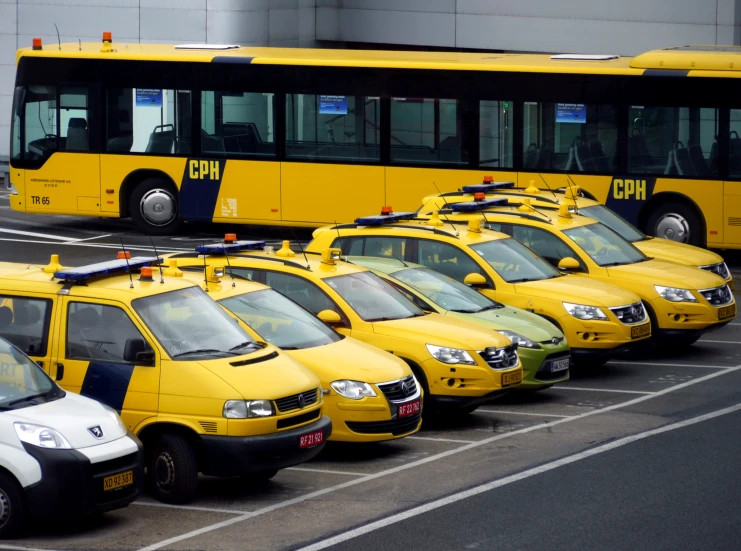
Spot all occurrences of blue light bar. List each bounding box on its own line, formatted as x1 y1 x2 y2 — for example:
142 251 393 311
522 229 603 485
196 240 266 254
451 198 509 212
354 212 417 225
461 182 516 193
54 257 162 282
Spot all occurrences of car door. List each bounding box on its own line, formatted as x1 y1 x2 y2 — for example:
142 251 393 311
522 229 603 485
0 293 56 376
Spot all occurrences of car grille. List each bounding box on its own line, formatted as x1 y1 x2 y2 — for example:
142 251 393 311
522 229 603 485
274 388 319 413
610 302 647 325
346 412 421 436
534 354 571 381
699 285 734 306
377 375 418 402
700 262 730 280
277 407 321 429
479 344 519 370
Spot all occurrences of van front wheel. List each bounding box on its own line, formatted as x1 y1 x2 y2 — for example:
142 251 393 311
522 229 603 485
148 434 198 504
0 472 24 539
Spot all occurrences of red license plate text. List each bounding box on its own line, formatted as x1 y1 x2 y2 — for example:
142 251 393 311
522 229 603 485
299 429 324 449
398 399 421 418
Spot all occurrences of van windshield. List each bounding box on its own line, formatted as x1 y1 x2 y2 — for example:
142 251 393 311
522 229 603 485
219 289 340 350
133 287 260 360
0 339 61 411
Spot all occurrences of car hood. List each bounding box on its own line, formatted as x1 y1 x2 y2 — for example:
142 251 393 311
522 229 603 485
606 259 726 290
286 337 410 384
444 306 562 342
8 392 127 449
516 276 640 307
634 238 724 267
372 313 511 350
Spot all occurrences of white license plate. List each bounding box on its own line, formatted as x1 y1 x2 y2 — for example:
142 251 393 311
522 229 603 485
550 358 570 373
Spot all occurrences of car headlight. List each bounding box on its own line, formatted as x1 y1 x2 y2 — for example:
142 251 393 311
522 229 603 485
497 330 540 349
426 344 477 365
101 404 128 435
223 399 275 418
563 302 608 320
700 262 730 280
330 380 377 400
14 423 72 449
654 285 698 303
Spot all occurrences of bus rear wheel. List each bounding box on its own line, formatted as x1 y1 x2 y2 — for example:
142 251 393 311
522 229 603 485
130 178 181 235
646 201 703 247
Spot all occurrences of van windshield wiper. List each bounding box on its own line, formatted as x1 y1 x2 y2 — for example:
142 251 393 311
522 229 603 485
173 349 237 358
8 393 48 407
229 341 261 352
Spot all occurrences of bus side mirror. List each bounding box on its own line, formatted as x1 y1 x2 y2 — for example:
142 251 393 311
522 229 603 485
558 257 581 271
124 338 155 366
464 273 488 287
317 310 342 325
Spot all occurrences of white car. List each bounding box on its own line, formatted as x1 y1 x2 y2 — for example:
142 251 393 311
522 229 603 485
0 337 143 538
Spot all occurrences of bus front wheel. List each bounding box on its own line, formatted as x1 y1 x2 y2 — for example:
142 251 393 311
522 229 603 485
130 178 181 235
646 201 703 247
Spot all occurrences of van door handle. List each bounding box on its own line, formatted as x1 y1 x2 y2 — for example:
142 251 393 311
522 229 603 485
56 363 64 381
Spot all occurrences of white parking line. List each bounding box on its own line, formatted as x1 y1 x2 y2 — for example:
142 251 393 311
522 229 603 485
132 500 247 515
298 401 741 550
0 227 78 241
0 236 183 253
552 386 654 395
477 409 570 418
698 339 741 344
608 361 727 369
406 436 477 444
0 546 60 551
287 467 366 476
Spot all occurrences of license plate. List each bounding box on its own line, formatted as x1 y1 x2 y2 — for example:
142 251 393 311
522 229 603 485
550 358 570 373
397 399 420 418
502 370 523 386
299 429 324 449
103 470 133 492
719 304 736 320
631 323 651 339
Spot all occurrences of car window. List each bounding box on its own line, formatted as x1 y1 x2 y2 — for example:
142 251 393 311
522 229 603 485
228 267 257 281
563 223 647 267
324 272 423 322
417 240 486 282
509 225 585 270
66 302 151 363
264 271 346 322
0 296 52 356
469 237 561 283
580 205 646 242
383 278 436 311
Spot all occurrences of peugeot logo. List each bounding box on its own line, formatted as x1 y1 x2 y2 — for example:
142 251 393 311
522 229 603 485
88 426 104 439
298 394 306 408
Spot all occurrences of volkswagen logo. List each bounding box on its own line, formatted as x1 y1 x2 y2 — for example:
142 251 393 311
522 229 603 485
401 381 411 396
298 394 306 408
88 426 104 439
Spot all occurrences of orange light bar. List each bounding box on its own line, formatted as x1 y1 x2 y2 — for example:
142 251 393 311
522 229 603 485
102 32 112 42
381 206 393 214
32 38 42 50
117 251 131 260
140 266 153 280
483 175 493 183
474 192 485 200
224 233 237 243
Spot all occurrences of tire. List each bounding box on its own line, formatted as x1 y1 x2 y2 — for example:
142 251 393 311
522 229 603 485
148 434 199 504
646 200 704 247
0 472 25 539
129 177 182 235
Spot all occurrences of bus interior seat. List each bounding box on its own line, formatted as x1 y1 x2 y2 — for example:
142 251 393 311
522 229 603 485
672 143 695 176
629 133 652 170
145 126 175 154
709 140 719 174
663 150 676 175
66 117 89 150
202 134 225 153
589 140 611 172
534 144 553 170
175 137 191 155
0 306 12 330
687 144 709 176
564 146 577 171
575 143 597 172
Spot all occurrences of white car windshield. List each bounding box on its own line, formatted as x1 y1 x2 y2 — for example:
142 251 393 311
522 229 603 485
0 338 61 411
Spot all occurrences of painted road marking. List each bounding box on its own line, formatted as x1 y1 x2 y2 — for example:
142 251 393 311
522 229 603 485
406 436 477 444
0 227 79 241
698 339 741 344
0 237 184 253
133 500 247 515
607 361 727 369
287 467 367 477
477 409 570 418
137 363 741 551
552 386 654 395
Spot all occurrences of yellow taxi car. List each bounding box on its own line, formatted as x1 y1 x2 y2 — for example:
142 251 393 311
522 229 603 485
167 237 523 414
172 264 422 442
307 212 651 366
427 179 733 288
0 255 330 504
418 193 735 345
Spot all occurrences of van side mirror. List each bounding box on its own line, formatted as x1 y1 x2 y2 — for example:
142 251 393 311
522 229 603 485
123 338 155 366
464 273 488 287
557 257 581 271
317 310 342 325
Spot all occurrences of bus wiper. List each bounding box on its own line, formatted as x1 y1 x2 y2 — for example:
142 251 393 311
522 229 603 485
8 393 48 407
229 341 260 352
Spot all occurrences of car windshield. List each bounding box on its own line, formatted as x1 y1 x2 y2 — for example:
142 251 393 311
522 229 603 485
563 222 648 267
469 238 561 283
133 286 258 359
580 205 646 242
0 339 61 411
392 268 503 313
219 289 340 350
325 271 425 322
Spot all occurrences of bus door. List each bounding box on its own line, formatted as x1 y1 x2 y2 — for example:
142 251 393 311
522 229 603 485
21 85 101 214
725 110 741 244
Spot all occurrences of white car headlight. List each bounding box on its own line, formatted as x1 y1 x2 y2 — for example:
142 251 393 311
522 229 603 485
14 423 72 449
563 302 608 321
497 330 540 349
654 285 698 303
223 399 275 418
426 344 477 365
330 380 377 400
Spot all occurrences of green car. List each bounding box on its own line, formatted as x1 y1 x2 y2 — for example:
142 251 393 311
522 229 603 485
346 256 571 390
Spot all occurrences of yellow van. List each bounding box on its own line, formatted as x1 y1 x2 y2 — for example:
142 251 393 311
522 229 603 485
0 255 330 504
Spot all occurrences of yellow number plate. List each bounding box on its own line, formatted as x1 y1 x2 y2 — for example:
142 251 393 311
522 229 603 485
719 304 736 320
103 470 133 492
631 323 651 339
502 370 523 386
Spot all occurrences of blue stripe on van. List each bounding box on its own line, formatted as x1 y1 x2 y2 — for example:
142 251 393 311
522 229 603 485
80 362 135 413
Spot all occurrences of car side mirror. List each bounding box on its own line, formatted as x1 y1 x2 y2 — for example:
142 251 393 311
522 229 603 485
557 257 581 271
317 310 342 325
123 338 155 366
464 273 488 287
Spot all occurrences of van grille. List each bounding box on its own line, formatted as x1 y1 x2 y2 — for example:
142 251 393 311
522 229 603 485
346 412 421 436
377 375 418 402
275 388 319 413
277 408 320 429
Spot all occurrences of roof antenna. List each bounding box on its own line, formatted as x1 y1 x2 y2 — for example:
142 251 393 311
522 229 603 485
564 173 582 214
78 38 81 51
53 23 61 50
432 182 458 237
537 173 559 200
291 227 311 269
202 242 209 292
223 246 236 287
119 238 134 289
332 220 346 259
147 235 164 283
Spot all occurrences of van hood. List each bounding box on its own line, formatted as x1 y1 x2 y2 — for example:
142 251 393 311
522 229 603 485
516 276 639 307
8 392 127 449
606 259 726 290
634 238 724 267
287 337 410 385
372 313 510 350
445 306 562 342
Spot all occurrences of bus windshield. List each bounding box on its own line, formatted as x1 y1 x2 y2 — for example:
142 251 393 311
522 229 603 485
580 205 646 243
563 223 647 267
469 238 562 283
391 268 503 313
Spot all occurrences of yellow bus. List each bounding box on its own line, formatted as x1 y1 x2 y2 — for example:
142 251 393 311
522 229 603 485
7 36 741 247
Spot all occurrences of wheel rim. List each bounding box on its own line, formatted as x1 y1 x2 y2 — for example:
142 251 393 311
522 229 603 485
655 213 690 243
154 451 176 492
140 188 177 227
0 488 11 530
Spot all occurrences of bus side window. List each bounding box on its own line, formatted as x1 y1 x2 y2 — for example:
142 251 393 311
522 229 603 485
60 87 90 151
201 91 275 157
480 100 514 168
728 110 741 178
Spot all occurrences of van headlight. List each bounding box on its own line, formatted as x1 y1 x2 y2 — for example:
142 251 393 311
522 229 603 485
330 380 377 399
426 344 477 365
14 423 72 449
497 330 540 349
654 285 698 303
563 302 608 320
223 400 275 418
